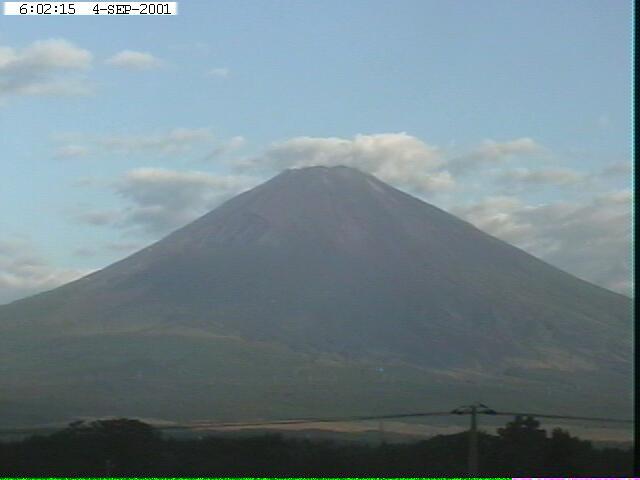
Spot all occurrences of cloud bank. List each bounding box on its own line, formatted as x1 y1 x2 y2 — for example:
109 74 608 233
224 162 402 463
77 168 256 235
0 39 92 97
453 190 631 296
242 133 454 194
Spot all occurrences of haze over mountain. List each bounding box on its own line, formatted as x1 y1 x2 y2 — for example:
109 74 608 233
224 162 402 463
0 166 631 428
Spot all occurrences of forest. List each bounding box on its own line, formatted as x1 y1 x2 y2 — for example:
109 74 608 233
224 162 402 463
0 416 632 476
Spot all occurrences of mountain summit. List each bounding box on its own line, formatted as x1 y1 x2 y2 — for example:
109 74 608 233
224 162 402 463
0 166 631 425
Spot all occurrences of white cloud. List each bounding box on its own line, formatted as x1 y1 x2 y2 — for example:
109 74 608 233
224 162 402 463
51 127 224 160
52 128 246 164
15 39 91 69
206 67 229 78
54 144 90 159
98 168 257 234
0 238 92 304
453 190 632 296
474 137 542 159
498 167 585 186
97 127 216 155
0 39 92 98
201 135 246 162
448 137 543 175
452 196 534 243
106 50 163 70
242 133 453 195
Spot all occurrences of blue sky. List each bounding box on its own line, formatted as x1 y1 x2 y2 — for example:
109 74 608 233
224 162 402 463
0 0 632 303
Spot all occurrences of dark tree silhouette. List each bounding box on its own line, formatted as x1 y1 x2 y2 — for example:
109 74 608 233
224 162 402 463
0 417 632 476
495 415 559 475
497 415 546 441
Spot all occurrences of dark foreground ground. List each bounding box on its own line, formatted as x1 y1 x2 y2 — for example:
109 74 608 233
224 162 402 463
0 418 633 476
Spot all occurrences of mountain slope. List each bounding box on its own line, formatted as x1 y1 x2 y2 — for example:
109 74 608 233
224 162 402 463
0 166 632 425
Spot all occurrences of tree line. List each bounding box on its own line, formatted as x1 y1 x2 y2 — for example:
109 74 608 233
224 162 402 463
0 416 632 476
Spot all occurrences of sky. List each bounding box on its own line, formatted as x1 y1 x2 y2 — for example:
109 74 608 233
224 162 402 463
0 0 632 303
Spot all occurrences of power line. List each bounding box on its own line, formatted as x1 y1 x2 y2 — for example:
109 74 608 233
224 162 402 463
0 408 631 435
180 410 632 430
0 412 451 435
181 411 453 429
490 412 632 423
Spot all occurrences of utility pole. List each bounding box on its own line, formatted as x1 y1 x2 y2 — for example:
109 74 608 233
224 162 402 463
468 404 478 476
451 402 496 476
